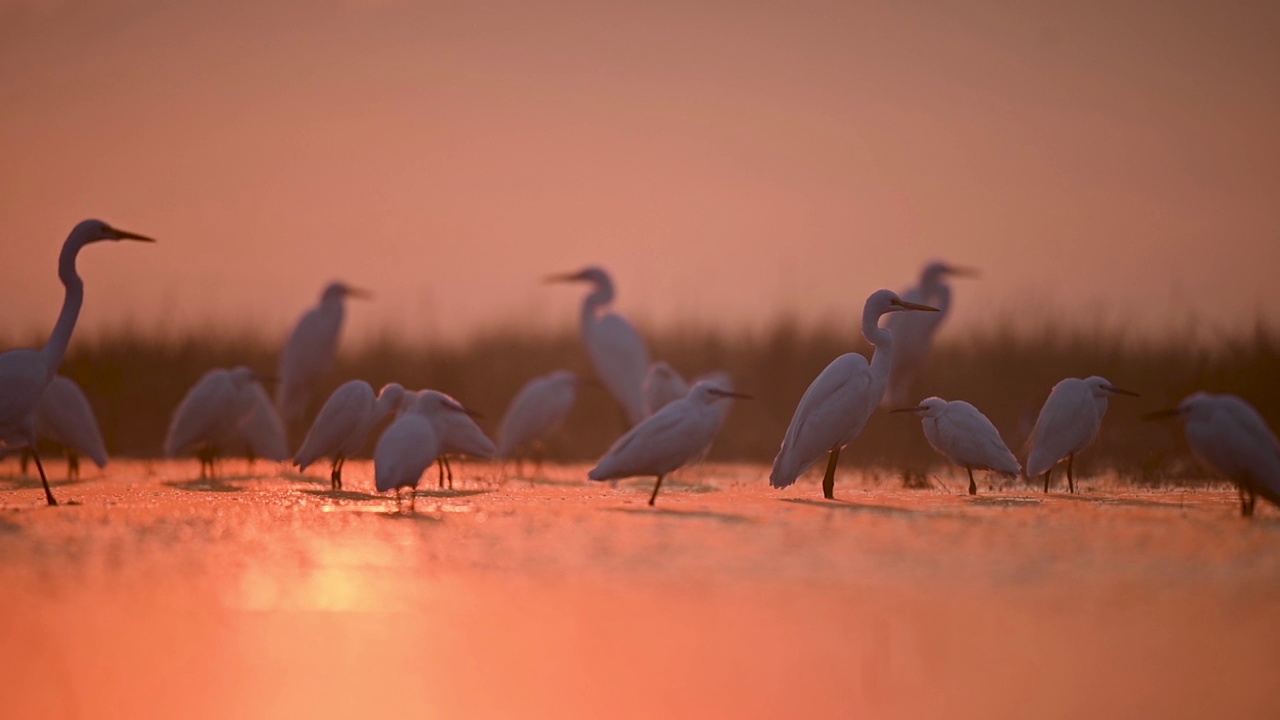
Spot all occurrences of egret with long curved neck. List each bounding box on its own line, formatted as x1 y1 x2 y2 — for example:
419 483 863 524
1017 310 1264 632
0 219 154 505
770 289 938 499
881 261 977 409
546 266 650 427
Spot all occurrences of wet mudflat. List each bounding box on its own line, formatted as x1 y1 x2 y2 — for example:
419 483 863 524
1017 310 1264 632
2 460 1278 719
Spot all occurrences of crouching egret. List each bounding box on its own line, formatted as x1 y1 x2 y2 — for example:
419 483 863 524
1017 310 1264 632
164 367 260 478
1144 393 1280 517
589 381 750 506
547 266 650 427
228 380 290 463
882 262 978 409
771 289 939 499
641 361 689 417
496 370 578 464
417 390 495 489
1025 376 1138 493
32 375 109 480
373 391 472 510
295 381 408 490
892 397 1021 495
0 219 153 505
275 281 370 432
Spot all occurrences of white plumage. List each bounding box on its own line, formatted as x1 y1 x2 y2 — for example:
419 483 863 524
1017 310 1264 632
1025 375 1137 493
548 267 650 427
1151 393 1280 517
275 281 368 430
894 396 1020 495
589 381 749 505
881 262 977 409
418 389 495 489
35 375 109 475
0 219 152 505
641 361 689 417
295 381 407 489
228 380 290 462
771 289 939 499
496 370 578 460
373 391 470 508
164 366 259 477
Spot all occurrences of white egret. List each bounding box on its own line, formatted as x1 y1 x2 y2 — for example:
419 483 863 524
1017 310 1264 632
0 219 153 505
164 367 259 478
1025 376 1138 493
295 381 408 490
32 375 109 479
275 282 370 431
641 361 689 417
227 380 290 463
373 391 471 509
496 370 578 463
892 397 1021 495
417 390 495 489
589 381 751 506
547 266 650 426
771 290 939 499
1145 393 1280 517
881 262 978 409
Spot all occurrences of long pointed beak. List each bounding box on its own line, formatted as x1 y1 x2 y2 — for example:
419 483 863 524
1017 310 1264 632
890 406 925 414
445 400 482 418
110 227 155 243
893 299 940 312
543 272 580 284
1106 386 1140 397
945 266 980 278
1141 408 1181 421
344 287 374 300
710 388 753 400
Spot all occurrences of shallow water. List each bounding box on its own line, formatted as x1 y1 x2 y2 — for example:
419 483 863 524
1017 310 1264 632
2 460 1278 719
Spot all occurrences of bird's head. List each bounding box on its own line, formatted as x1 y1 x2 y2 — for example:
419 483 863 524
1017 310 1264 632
415 390 482 418
688 381 752 404
890 396 947 418
867 289 940 318
1084 376 1139 399
544 266 611 287
920 261 979 288
1142 392 1213 422
71 219 155 246
322 281 372 303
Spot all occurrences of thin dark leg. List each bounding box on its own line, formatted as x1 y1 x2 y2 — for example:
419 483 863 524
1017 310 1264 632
20 449 30 476
648 475 665 506
967 467 977 496
1067 454 1075 494
1042 468 1051 493
67 452 80 481
437 459 445 489
31 451 58 506
822 448 841 500
1245 490 1257 518
445 456 454 490
409 489 416 512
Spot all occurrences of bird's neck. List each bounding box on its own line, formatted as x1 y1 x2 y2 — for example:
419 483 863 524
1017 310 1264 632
581 287 612 324
864 310 894 394
40 239 87 378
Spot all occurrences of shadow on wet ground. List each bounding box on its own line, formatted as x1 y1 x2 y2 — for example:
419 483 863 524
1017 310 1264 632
782 497 921 517
603 506 753 524
163 477 247 493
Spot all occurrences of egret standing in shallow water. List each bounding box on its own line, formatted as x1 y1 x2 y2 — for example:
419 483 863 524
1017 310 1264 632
418 390 495 489
547 267 651 427
0 220 153 505
295 381 408 490
275 282 370 432
771 290 938 499
589 380 751 506
496 370 579 466
374 391 472 510
164 367 260 478
1025 376 1138 493
892 397 1021 495
28 375 109 480
1145 393 1280 517
881 262 977 409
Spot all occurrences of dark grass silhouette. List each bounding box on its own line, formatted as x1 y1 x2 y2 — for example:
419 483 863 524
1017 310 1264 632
10 317 1277 486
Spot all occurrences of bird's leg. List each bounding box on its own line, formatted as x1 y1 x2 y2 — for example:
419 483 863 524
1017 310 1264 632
31 451 58 506
1042 468 1051 494
1067 454 1075 494
67 451 80 481
409 490 416 513
394 487 402 510
437 459 445 489
1245 490 1257 518
822 448 841 500
445 456 454 490
19 449 30 477
967 467 977 496
648 475 665 506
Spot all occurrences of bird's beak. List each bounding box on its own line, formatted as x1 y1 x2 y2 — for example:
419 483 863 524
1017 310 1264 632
445 399 482 418
109 226 156 243
1106 385 1140 397
543 272 581 284
945 265 980 278
344 286 373 300
891 299 940 312
709 388 753 400
1141 408 1182 421
890 406 925 414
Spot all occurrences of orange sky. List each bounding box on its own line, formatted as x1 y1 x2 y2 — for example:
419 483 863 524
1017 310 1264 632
2 0 1278 346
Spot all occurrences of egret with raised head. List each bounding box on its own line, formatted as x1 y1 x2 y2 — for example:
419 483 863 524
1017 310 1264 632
882 262 977 409
275 281 370 431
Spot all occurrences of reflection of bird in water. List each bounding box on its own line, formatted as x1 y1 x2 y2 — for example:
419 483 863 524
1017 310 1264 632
892 396 1021 495
0 219 153 505
771 290 939 499
1025 376 1138 493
